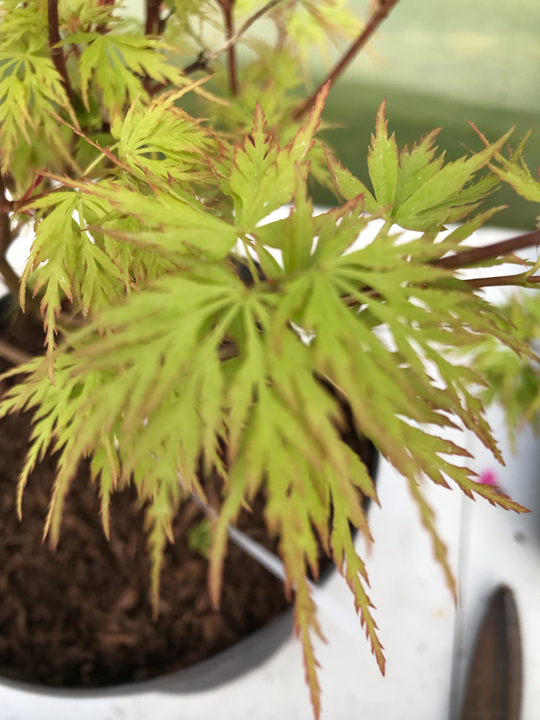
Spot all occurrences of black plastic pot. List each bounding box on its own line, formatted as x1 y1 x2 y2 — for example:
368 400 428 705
0 453 378 700
0 290 379 696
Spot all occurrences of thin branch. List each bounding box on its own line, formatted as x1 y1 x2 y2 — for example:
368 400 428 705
145 0 161 36
181 52 211 78
47 0 74 101
12 185 70 214
1 174 52 314
339 228 540 307
0 200 13 215
209 0 284 67
146 0 286 95
218 0 239 96
341 270 540 309
181 0 285 77
0 340 32 366
293 0 401 121
0 174 24 308
0 174 11 257
432 230 540 270
464 274 540 289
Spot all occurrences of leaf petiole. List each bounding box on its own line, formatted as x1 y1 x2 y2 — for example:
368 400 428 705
82 142 119 177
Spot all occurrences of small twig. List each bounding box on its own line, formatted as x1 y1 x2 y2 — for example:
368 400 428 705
0 174 58 315
432 230 540 270
0 175 23 306
12 185 68 214
148 0 284 93
0 174 12 257
47 0 74 101
293 0 401 121
81 142 119 177
208 0 284 67
145 0 161 35
181 52 211 78
217 0 239 96
41 112 131 173
0 176 40 313
0 340 32 366
340 229 540 307
182 0 285 76
464 273 540 289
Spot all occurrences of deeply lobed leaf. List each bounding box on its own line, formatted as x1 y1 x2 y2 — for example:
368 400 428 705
329 100 511 232
3 87 537 719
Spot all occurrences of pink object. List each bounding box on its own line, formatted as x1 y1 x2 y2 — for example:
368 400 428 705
479 469 498 487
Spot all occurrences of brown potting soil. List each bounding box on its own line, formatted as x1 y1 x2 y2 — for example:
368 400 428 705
0 301 373 689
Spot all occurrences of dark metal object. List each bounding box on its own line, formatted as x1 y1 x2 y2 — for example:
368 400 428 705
460 585 523 720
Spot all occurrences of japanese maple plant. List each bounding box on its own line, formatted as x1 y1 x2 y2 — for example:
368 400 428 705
1 0 540 715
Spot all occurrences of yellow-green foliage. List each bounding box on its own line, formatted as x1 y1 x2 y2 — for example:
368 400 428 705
1 1 539 717
188 519 214 558
473 295 540 444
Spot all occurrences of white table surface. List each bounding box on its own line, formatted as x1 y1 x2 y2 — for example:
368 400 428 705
2 225 540 719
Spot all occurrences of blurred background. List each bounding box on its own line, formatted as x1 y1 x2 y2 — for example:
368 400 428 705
127 0 539 230
315 0 540 230
1 3 539 718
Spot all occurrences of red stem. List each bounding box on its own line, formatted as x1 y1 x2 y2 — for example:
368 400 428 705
0 173 25 304
465 273 540 289
47 0 73 101
432 230 540 270
218 0 239 96
147 0 284 93
293 0 401 121
145 0 161 35
0 174 12 257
